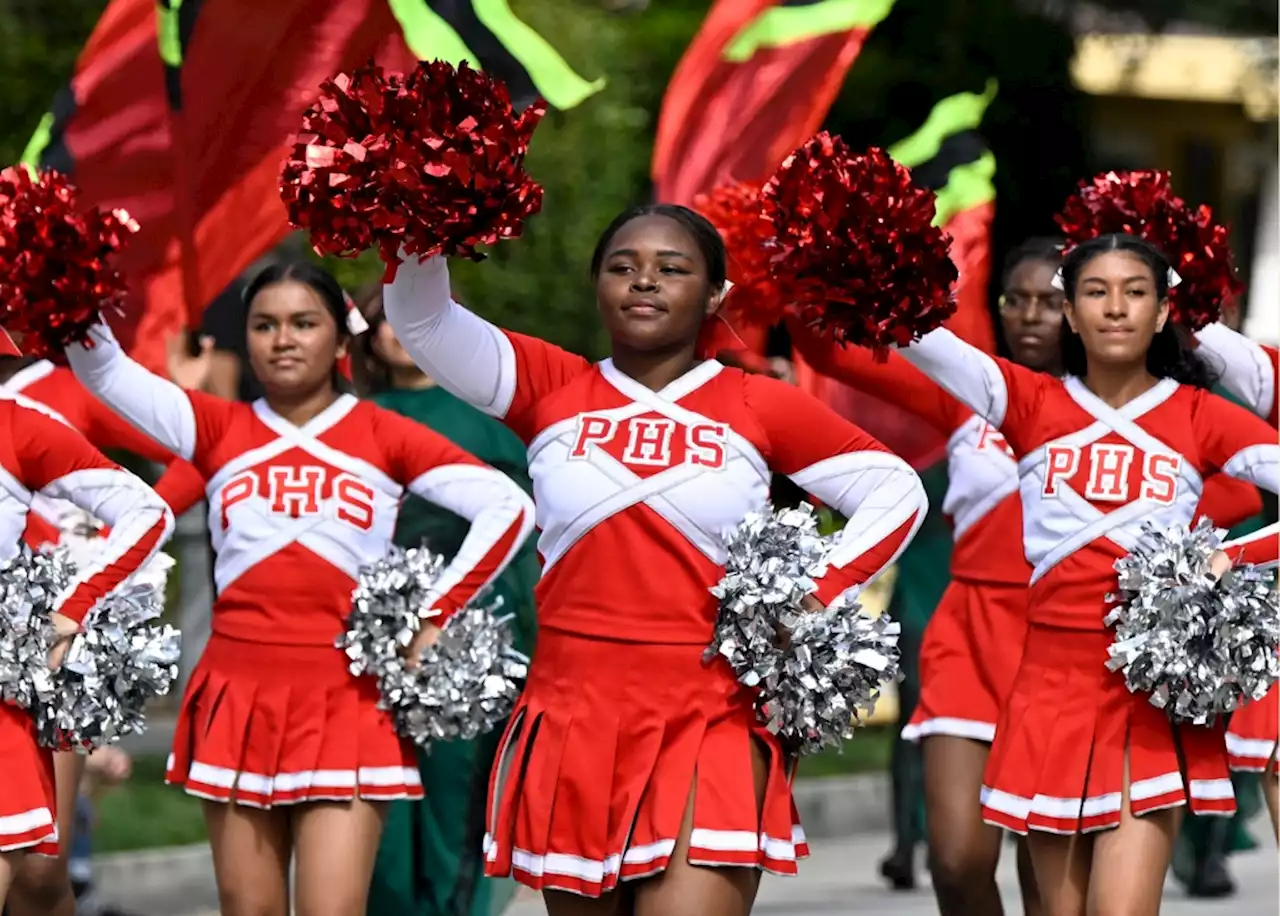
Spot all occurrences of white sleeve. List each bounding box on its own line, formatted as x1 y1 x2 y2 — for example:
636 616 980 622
404 464 536 616
64 323 199 460
795 454 928 602
383 255 521 419
1195 323 1277 421
898 328 1011 427
44 467 176 615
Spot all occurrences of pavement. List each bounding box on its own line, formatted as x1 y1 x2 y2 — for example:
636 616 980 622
98 817 1278 916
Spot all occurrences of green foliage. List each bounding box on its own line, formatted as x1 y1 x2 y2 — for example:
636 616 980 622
93 754 208 852
0 0 106 166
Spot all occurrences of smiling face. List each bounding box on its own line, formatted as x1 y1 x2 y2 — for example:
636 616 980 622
1063 250 1169 368
245 280 346 396
999 257 1063 371
595 214 721 354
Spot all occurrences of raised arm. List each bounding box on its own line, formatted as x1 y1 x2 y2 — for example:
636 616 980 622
383 255 590 434
12 404 174 624
746 376 927 605
380 410 536 622
1195 393 1280 569
786 317 965 434
897 328 1047 442
65 324 200 461
1195 323 1278 425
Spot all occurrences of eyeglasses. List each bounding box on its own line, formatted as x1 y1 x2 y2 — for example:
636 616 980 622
998 292 1064 314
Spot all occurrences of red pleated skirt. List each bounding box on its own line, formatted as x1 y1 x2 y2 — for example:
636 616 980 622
166 634 421 808
902 580 1027 744
0 702 58 855
483 630 807 898
981 624 1234 835
1227 686 1278 775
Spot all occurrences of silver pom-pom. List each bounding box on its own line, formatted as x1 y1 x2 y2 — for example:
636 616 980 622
339 547 528 746
380 600 528 746
706 503 830 687
0 546 180 750
0 546 74 709
338 547 447 677
758 595 902 756
1106 518 1280 724
38 582 182 751
708 503 902 755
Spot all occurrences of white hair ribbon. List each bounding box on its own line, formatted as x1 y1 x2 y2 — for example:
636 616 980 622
1167 267 1182 288
344 293 369 335
1050 269 1065 291
1051 266 1181 292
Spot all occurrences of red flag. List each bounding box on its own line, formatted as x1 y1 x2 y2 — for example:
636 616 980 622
652 0 896 207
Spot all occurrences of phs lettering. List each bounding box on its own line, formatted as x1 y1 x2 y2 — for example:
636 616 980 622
569 413 728 471
1042 443 1180 505
218 465 376 530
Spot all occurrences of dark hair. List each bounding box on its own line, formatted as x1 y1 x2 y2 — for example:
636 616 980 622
1059 233 1216 389
351 284 391 395
1000 237 1063 288
243 261 351 338
589 203 727 290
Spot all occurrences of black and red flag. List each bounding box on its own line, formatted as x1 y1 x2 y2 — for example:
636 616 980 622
20 0 602 374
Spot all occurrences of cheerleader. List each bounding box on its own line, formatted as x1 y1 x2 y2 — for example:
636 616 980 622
786 241 1263 914
784 239 1063 916
1194 319 1280 839
383 204 927 915
0 349 205 916
0 329 174 909
896 233 1279 914
63 262 535 916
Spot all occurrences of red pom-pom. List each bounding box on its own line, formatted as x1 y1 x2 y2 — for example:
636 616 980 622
761 134 958 350
692 180 786 328
1055 170 1242 331
0 167 138 359
280 60 545 279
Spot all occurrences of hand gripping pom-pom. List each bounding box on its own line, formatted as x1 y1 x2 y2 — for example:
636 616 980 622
1055 171 1243 331
37 583 181 751
761 135 958 351
1106 518 1280 724
692 180 785 327
0 547 75 710
759 597 901 757
281 60 546 280
0 168 138 359
339 547 528 746
708 503 902 755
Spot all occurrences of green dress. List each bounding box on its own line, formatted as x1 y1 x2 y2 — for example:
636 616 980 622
885 460 951 850
366 386 540 916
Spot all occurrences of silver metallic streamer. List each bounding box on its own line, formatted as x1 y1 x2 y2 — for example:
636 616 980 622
0 546 74 710
339 547 528 746
0 546 180 750
38 582 181 751
708 503 902 756
1106 518 1280 724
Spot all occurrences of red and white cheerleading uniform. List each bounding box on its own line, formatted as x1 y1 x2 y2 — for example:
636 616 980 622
0 397 174 855
789 326 1263 746
1196 322 1280 775
64 324 535 808
384 256 927 896
1 359 206 581
901 328 1280 834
